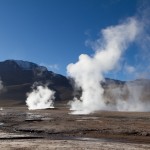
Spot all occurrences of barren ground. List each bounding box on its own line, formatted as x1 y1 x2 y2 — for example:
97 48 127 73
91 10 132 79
0 104 150 149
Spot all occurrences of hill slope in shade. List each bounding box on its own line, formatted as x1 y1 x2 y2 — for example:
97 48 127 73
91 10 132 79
0 60 73 104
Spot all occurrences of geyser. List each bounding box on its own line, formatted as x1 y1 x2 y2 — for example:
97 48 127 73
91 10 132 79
0 80 3 91
0 80 4 110
26 84 55 110
67 18 140 114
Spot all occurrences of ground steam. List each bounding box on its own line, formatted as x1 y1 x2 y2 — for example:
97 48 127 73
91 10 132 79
26 84 55 110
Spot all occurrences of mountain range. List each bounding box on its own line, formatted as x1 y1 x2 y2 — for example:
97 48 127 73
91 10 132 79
0 60 73 105
0 60 149 106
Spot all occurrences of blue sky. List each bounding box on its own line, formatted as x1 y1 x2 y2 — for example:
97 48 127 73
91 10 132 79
0 0 149 80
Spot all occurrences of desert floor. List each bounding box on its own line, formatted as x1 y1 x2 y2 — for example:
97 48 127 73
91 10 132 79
0 104 150 149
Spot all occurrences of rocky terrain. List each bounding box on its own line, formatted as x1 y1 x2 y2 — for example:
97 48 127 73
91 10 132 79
0 106 149 149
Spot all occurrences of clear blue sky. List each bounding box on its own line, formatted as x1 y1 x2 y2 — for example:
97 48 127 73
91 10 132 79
0 0 149 80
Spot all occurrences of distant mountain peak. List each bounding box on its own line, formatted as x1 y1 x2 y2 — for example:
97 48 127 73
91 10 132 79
12 60 37 70
4 59 47 71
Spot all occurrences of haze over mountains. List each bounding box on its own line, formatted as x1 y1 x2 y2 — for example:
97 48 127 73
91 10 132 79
0 60 149 108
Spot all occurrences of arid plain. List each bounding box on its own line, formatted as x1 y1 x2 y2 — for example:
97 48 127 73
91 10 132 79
0 103 149 150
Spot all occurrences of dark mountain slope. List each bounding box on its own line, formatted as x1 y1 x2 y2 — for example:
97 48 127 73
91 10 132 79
0 60 73 103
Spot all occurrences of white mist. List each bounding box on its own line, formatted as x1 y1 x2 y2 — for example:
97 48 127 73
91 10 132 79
67 18 140 114
26 85 55 110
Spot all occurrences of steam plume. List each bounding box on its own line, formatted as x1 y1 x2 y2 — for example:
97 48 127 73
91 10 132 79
0 80 3 91
67 18 140 114
116 83 150 112
26 84 55 110
104 80 150 112
0 80 3 110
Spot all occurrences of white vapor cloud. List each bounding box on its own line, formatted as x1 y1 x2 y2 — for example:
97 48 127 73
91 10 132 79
124 64 136 74
0 80 3 91
116 83 150 112
26 84 55 110
48 64 59 70
40 63 59 71
0 80 4 110
67 18 140 114
104 80 150 112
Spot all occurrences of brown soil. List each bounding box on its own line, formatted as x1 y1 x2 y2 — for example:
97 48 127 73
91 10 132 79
0 105 150 149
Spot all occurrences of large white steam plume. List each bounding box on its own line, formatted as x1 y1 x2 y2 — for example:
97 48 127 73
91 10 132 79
67 18 140 114
26 84 55 110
